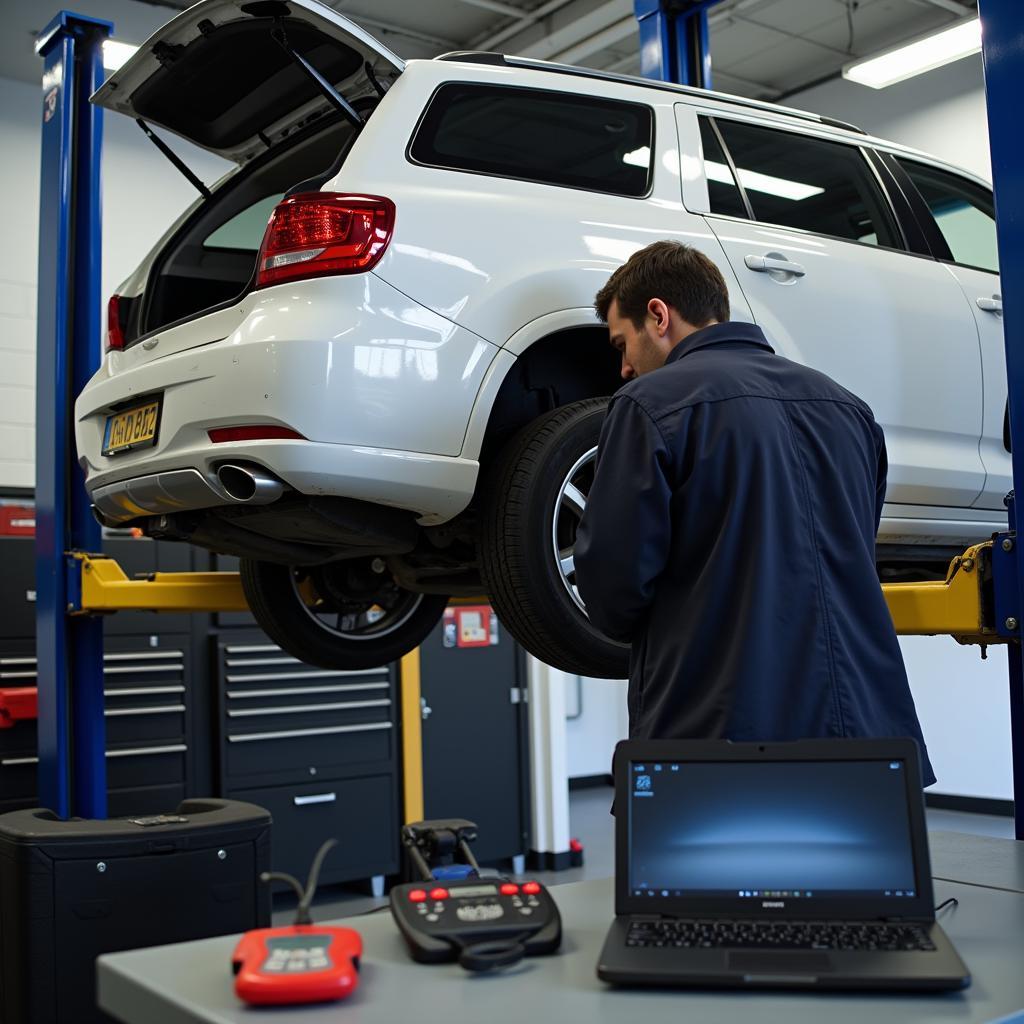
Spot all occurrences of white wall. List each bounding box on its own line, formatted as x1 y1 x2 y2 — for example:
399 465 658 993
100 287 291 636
0 74 229 489
565 676 628 779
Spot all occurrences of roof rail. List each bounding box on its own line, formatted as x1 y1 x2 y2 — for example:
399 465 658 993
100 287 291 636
433 51 866 136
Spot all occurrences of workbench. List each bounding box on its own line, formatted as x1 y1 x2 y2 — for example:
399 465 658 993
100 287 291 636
98 831 1024 1024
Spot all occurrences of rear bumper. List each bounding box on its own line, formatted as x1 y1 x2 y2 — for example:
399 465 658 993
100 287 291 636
74 274 497 524
87 442 479 524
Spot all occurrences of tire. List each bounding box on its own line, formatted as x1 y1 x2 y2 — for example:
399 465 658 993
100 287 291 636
478 398 630 679
240 557 449 670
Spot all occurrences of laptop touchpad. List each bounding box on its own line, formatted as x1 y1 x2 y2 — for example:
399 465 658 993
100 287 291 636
728 952 834 975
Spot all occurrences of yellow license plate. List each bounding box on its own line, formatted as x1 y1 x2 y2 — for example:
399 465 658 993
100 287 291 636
102 399 161 456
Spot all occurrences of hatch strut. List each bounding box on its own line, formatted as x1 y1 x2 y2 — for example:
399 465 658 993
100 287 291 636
136 119 211 199
271 24 365 132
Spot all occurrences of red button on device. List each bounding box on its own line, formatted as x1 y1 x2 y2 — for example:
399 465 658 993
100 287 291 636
409 890 427 903
429 888 449 901
522 882 541 895
500 883 519 896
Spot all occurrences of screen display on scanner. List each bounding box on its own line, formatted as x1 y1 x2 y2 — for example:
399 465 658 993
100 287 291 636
628 759 917 901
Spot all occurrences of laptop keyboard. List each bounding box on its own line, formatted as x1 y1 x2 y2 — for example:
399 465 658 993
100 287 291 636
627 919 937 952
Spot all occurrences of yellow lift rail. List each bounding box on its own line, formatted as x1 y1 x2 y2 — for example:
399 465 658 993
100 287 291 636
67 545 1001 641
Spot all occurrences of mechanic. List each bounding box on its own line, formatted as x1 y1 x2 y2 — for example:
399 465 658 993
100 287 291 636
574 240 935 785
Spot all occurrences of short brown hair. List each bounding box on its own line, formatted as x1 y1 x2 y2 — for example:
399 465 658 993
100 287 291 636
594 240 730 328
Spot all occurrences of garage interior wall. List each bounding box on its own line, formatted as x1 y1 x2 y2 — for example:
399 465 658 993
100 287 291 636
0 74 230 490
1 53 1011 803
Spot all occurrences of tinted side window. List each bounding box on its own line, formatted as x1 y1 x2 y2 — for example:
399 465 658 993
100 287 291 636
409 84 653 198
714 120 900 248
897 158 998 273
698 118 748 219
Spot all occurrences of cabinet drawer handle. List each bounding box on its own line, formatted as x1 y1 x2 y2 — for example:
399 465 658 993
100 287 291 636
3 744 186 766
227 721 392 743
293 793 337 806
107 744 187 758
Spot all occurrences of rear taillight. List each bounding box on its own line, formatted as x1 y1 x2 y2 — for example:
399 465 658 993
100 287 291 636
255 193 395 288
107 294 125 351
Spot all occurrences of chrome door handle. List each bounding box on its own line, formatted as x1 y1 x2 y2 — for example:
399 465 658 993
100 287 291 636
744 254 806 277
421 697 432 720
977 295 1003 314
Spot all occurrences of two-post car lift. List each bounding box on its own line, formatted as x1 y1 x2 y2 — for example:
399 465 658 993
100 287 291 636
31 3 1024 837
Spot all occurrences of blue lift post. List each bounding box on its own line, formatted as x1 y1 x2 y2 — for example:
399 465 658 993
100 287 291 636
634 0 723 88
34 11 111 820
979 0 1024 840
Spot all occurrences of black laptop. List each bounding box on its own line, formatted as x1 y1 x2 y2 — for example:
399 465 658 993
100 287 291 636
597 738 970 991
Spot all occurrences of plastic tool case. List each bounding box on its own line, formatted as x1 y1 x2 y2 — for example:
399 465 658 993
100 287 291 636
0 798 272 1024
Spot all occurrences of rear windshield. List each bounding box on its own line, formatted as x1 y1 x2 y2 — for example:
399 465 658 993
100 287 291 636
409 84 654 198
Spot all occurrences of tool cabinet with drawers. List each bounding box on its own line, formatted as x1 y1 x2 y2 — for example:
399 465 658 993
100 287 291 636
211 637 401 886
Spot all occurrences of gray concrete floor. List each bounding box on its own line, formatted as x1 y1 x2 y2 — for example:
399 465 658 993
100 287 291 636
277 785 1015 926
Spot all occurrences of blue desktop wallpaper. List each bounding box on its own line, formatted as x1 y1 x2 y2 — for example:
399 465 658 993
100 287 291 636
628 760 917 895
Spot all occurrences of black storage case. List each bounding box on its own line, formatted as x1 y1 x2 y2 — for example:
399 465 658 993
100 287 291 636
0 798 272 1024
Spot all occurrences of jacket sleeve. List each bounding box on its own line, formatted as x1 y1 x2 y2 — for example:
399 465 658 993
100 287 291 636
574 394 674 643
872 419 888 532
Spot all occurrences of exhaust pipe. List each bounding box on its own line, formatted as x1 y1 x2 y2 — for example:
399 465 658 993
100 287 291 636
215 464 285 504
91 504 118 529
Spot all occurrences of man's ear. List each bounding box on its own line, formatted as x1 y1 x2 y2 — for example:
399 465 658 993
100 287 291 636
647 298 671 337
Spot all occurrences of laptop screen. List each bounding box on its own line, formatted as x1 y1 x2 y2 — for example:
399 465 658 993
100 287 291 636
627 758 919 904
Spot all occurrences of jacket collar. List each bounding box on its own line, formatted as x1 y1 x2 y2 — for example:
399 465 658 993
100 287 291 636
665 321 774 365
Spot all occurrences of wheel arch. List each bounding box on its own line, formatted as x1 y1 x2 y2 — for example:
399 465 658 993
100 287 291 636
465 319 622 469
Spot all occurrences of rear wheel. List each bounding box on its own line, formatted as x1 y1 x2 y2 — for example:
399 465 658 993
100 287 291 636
478 399 630 679
240 557 448 670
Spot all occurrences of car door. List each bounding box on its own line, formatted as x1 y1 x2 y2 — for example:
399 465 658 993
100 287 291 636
887 156 1009 511
676 108 986 512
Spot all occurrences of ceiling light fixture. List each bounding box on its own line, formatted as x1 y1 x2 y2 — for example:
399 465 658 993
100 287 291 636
102 39 139 71
842 17 981 89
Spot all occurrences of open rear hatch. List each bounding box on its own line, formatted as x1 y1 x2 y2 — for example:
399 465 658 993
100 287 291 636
91 0 404 165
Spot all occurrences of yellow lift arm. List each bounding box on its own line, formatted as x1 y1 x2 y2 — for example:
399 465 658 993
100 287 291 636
68 552 249 613
67 545 1001 641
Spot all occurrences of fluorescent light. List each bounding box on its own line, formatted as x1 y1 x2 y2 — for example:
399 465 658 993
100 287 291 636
102 39 139 71
843 17 980 89
705 160 824 202
623 146 650 168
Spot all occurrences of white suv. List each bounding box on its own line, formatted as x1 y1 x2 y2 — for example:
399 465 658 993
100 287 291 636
76 0 1008 678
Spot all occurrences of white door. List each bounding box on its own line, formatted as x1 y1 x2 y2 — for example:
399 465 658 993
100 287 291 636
680 111 986 511
892 156 1010 512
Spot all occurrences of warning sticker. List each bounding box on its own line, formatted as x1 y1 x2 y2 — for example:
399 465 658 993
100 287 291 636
442 605 499 648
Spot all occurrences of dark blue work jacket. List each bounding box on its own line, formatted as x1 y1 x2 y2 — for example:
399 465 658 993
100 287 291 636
575 322 935 785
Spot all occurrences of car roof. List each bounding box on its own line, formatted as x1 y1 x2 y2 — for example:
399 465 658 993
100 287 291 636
435 51 865 135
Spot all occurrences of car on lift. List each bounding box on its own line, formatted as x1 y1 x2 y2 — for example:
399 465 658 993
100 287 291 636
76 0 1007 679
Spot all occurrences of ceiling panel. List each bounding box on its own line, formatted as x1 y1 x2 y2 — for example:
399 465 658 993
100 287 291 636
0 0 979 113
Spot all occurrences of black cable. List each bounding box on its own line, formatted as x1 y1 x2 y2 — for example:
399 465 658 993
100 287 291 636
935 896 959 913
455 932 532 972
297 838 339 925
260 871 306 903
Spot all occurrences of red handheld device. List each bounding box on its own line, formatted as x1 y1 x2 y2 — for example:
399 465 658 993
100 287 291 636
231 838 362 1006
232 924 361 1005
